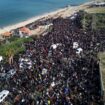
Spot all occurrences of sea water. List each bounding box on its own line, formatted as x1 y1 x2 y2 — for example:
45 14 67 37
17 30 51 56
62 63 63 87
0 0 90 27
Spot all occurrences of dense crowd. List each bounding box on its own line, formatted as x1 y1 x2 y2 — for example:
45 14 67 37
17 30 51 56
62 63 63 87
0 12 104 105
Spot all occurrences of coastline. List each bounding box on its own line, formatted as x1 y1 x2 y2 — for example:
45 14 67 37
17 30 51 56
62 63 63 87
0 2 90 34
0 7 67 33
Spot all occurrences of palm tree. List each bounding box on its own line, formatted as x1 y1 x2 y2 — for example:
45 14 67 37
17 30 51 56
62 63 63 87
6 48 15 65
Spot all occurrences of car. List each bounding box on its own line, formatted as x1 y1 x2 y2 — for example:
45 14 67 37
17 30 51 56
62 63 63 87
0 90 9 103
6 69 16 79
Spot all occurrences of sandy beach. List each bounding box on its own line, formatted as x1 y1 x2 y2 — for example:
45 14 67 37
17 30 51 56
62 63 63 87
0 3 90 34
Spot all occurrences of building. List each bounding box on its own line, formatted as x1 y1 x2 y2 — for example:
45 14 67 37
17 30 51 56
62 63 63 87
19 27 32 37
2 32 12 39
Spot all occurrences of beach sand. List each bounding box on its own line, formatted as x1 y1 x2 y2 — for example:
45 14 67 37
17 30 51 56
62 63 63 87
0 3 90 34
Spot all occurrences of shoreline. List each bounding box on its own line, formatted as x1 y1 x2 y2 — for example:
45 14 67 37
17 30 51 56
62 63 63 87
0 7 68 34
0 2 91 34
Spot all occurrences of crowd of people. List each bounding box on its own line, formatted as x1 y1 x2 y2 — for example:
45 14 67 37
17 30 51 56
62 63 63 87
0 12 104 105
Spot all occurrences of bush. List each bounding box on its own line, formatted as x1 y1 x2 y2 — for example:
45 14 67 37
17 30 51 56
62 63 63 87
81 11 105 30
0 37 33 58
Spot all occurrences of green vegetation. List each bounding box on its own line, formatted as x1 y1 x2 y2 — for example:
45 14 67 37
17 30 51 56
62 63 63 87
81 12 93 30
79 6 105 95
99 53 105 88
95 14 105 29
81 11 105 30
0 37 33 58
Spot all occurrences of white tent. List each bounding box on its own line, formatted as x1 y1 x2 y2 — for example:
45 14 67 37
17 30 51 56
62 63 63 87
42 68 47 75
70 16 75 20
76 48 83 54
70 13 77 20
73 42 79 49
0 90 9 103
0 56 3 62
51 81 55 87
51 43 62 50
51 44 57 49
